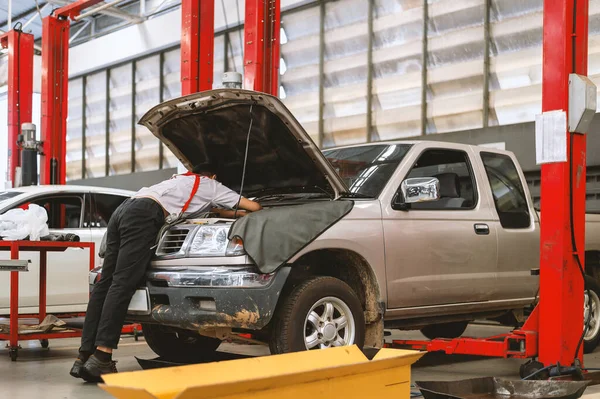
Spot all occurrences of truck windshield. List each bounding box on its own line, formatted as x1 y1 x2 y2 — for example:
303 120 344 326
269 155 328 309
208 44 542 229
323 144 412 198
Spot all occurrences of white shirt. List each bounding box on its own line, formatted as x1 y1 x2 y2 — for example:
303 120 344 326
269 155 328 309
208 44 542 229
134 175 240 217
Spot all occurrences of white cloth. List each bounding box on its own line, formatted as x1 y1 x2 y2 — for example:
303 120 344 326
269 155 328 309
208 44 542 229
134 175 240 217
0 204 50 241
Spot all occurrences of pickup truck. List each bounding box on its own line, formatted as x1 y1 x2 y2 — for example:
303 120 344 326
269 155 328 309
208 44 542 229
97 89 600 361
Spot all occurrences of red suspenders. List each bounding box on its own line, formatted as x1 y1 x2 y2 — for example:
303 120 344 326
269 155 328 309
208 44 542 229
179 171 201 216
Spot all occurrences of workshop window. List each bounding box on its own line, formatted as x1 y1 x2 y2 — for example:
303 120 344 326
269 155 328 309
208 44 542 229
405 149 477 210
480 152 531 229
92 194 128 228
30 196 84 230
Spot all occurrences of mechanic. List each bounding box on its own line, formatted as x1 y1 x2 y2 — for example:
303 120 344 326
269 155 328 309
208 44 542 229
70 164 262 382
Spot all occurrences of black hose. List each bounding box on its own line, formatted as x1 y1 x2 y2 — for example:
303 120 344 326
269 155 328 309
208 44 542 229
522 364 555 380
567 0 592 362
569 132 593 360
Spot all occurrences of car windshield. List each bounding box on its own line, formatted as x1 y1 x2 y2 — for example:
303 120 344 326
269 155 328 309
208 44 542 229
323 144 412 198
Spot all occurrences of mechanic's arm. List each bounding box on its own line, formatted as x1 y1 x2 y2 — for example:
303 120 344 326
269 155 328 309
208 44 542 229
212 209 246 218
212 199 261 218
237 197 262 212
212 181 262 217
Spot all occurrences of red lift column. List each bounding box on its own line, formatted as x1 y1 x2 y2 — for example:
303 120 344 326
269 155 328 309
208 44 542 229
181 0 215 95
0 30 34 187
538 0 589 366
244 0 281 95
40 0 103 185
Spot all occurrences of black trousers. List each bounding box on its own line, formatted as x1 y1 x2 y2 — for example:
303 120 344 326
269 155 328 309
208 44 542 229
80 198 164 352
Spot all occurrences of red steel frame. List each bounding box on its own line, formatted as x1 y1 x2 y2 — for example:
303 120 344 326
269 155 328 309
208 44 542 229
393 0 589 367
181 0 215 95
40 0 103 185
244 0 281 95
0 241 95 360
0 30 34 187
538 0 588 367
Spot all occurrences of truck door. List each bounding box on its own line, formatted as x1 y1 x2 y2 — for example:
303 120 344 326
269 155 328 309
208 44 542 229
479 151 538 301
384 147 499 309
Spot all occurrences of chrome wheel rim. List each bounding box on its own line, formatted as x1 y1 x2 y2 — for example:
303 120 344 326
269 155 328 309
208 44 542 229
304 296 355 350
584 290 600 342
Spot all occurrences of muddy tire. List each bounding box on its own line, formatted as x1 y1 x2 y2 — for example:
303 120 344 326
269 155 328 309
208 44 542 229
420 321 469 340
269 276 365 354
141 323 221 362
584 276 600 354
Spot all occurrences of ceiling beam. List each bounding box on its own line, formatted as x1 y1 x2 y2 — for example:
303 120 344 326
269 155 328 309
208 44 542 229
0 2 49 29
46 0 143 23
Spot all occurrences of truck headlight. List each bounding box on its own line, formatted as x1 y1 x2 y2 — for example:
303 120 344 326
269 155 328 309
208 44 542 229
188 225 245 257
226 236 245 256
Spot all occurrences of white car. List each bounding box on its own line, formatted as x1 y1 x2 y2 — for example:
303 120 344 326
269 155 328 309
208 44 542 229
0 185 133 315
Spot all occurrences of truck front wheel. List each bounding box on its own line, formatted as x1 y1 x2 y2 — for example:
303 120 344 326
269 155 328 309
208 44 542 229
584 276 600 354
269 276 365 354
141 323 221 362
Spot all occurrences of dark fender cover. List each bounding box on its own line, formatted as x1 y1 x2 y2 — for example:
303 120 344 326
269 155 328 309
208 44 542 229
229 200 354 273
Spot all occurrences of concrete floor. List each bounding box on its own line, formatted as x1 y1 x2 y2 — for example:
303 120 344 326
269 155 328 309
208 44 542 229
2 324 600 398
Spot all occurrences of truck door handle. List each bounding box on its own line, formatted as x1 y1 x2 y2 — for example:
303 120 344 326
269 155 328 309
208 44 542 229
474 224 490 235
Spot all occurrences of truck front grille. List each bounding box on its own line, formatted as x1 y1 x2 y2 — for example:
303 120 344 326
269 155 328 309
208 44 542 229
156 228 192 256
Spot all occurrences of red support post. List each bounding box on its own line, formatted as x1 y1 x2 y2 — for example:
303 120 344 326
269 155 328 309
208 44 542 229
539 0 589 366
181 0 215 95
244 0 281 95
9 243 18 350
40 0 103 185
40 15 70 185
39 250 47 323
0 30 34 187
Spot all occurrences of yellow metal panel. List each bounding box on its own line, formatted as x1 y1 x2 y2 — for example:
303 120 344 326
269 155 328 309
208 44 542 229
100 346 424 399
102 345 367 398
178 366 411 399
101 386 158 399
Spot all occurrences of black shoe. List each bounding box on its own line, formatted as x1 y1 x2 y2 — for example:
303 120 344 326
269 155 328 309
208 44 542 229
80 355 118 383
69 358 85 379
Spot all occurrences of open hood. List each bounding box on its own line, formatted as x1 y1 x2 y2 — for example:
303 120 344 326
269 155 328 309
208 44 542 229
139 89 347 198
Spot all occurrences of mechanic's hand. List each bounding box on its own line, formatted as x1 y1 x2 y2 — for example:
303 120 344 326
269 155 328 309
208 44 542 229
212 208 249 218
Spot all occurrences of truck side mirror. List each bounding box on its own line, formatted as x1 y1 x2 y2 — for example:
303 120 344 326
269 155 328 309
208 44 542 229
392 177 440 211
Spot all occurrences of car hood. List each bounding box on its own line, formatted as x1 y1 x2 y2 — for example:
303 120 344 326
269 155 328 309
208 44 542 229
138 89 347 198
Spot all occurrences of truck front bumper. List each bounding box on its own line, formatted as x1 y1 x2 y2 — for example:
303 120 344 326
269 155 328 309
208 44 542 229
126 266 291 331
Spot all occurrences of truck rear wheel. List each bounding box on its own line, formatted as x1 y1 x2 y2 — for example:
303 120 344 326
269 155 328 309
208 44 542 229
141 323 221 362
269 276 365 354
420 321 469 340
584 276 600 354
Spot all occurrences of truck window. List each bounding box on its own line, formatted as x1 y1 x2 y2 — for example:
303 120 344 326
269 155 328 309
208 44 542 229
405 149 477 210
480 152 531 229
